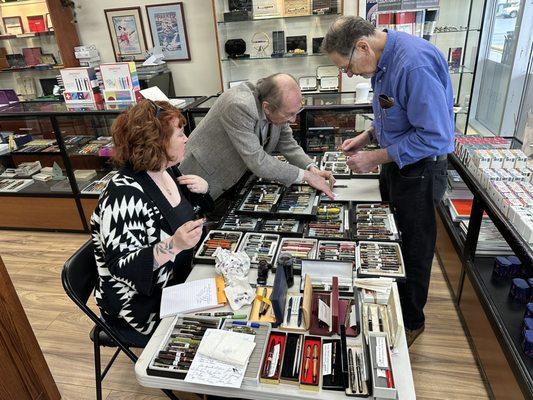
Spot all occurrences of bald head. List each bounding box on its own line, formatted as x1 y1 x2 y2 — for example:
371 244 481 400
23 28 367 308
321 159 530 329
257 73 302 125
256 73 300 110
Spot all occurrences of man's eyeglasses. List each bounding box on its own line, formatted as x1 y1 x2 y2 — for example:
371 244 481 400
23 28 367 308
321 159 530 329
149 99 164 118
339 46 356 74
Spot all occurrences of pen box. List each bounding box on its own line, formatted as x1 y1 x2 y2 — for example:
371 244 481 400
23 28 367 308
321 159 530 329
299 336 322 391
220 318 271 386
300 259 354 296
146 315 221 379
340 325 370 397
362 287 403 350
356 241 406 280
270 262 288 327
321 338 344 390
309 276 339 336
280 332 305 384
237 232 280 265
260 331 287 384
277 184 319 217
194 230 243 264
249 286 277 324
368 332 397 399
279 274 312 332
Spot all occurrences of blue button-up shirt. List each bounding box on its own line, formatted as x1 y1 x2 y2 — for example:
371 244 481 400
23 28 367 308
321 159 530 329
371 29 455 169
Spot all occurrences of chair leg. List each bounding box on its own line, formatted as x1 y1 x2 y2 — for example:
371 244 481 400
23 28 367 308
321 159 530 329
93 325 103 400
161 388 181 400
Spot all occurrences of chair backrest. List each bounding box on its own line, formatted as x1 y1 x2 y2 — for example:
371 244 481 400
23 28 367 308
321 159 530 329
62 240 97 307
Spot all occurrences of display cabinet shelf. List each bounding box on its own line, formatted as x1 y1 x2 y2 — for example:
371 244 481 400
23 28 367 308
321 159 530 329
466 256 533 398
221 53 329 62
217 12 341 24
449 153 532 264
433 28 480 34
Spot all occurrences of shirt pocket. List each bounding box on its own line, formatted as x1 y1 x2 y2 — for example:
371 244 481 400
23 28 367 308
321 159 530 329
381 104 410 133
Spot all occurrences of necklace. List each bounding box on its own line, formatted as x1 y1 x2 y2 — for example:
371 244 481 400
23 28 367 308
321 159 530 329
149 171 173 196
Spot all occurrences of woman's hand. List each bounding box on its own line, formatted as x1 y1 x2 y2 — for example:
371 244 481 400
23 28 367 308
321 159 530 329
177 175 209 194
171 219 204 251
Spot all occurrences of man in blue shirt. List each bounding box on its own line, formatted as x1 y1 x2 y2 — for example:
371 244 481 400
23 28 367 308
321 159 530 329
322 17 454 346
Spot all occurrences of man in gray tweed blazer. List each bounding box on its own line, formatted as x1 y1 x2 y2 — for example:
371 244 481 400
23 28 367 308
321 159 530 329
180 73 334 202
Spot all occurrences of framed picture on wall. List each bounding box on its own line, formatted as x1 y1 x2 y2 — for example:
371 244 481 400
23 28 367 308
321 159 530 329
104 7 148 62
145 3 191 61
3 16 24 35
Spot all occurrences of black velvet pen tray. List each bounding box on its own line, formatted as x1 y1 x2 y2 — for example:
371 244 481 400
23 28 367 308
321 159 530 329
349 202 402 243
321 338 344 390
280 332 304 384
217 205 262 232
235 182 319 220
257 218 305 237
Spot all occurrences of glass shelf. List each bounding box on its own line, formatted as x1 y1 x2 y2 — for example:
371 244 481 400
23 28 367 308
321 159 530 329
0 64 62 73
0 31 54 40
449 66 474 74
433 28 481 34
217 12 341 24
221 53 328 62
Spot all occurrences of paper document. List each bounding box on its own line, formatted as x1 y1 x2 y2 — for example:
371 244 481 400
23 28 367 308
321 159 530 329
160 278 221 318
197 329 256 367
185 329 255 388
139 86 186 108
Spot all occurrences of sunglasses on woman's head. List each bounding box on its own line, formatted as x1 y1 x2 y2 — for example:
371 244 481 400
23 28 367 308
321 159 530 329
148 99 164 118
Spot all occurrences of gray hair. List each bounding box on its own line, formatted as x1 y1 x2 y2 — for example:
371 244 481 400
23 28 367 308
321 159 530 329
256 73 297 110
321 16 376 57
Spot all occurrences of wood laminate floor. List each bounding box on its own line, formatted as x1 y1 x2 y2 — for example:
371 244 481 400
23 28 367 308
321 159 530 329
0 230 489 400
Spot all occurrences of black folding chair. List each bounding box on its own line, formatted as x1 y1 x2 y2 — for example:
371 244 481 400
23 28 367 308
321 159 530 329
61 240 179 400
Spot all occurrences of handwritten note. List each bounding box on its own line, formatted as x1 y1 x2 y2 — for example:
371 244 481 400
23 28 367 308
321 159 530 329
185 329 256 388
160 278 220 318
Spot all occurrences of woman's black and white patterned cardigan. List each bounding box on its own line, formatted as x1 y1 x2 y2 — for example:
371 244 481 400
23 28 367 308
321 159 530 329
90 165 214 336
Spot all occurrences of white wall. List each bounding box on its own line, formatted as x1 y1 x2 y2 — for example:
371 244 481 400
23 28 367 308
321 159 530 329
75 0 222 96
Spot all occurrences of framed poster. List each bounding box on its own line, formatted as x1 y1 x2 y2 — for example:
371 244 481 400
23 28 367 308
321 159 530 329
145 3 191 61
3 16 24 35
104 7 148 62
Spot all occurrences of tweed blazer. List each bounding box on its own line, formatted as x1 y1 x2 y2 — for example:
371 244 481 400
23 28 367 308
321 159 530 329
180 82 314 199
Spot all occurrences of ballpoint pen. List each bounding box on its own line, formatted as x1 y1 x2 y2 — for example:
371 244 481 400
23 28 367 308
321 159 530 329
297 297 303 327
292 335 301 376
348 348 356 392
304 345 311 379
312 344 318 383
286 296 293 325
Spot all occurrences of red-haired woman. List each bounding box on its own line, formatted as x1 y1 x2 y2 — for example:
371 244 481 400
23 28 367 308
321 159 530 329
91 100 213 346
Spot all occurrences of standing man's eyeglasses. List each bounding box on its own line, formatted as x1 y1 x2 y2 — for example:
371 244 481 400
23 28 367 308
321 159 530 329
339 45 356 74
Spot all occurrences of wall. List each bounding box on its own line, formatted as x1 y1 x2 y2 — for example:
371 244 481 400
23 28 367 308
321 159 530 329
75 0 221 96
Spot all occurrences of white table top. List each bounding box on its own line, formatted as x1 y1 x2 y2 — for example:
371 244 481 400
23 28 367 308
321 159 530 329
135 179 416 399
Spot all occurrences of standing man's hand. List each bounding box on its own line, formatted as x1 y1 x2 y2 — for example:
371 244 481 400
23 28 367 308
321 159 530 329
347 149 390 173
342 130 372 156
303 170 335 199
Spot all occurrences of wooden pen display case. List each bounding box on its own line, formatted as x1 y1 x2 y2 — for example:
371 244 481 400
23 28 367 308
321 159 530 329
146 315 220 379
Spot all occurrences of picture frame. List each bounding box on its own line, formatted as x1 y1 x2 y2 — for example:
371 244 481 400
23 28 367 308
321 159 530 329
145 3 191 61
3 16 24 35
45 13 53 30
104 7 148 62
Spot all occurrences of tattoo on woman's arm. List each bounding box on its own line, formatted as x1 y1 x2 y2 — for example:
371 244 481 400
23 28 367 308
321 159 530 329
155 240 174 257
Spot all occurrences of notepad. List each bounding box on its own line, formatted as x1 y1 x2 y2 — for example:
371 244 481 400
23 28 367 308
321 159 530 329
160 277 226 318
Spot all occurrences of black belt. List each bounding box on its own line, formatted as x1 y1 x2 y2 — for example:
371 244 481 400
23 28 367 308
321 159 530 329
420 154 448 162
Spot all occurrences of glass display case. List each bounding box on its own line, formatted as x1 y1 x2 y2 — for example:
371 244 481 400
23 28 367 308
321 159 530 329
0 97 203 231
212 0 343 91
